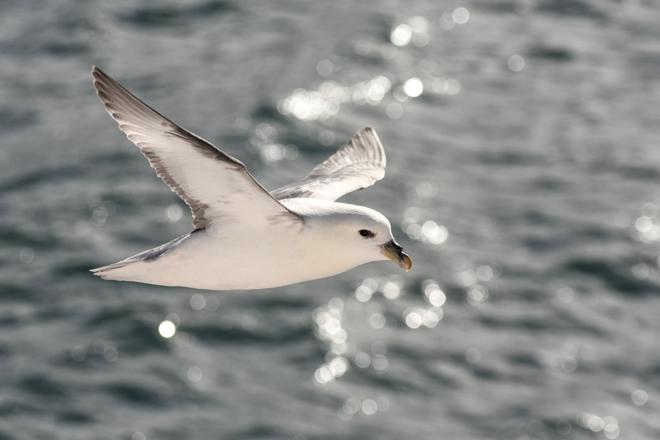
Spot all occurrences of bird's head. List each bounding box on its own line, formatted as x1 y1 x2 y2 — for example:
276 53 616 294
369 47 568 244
296 201 412 272
346 210 412 271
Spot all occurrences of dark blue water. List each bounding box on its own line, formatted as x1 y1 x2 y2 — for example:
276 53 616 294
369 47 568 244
2 0 660 438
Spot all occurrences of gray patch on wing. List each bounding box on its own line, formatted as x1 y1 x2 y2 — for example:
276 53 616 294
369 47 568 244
140 146 212 229
268 211 306 228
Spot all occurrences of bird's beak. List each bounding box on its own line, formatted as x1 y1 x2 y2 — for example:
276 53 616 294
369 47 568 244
380 240 413 272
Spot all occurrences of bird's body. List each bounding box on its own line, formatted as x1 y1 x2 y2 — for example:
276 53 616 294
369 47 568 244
97 200 393 290
90 67 412 290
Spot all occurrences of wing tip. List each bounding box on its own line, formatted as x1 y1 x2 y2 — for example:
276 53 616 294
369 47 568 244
91 64 102 80
90 65 107 96
354 126 380 143
91 66 120 99
353 126 386 167
91 64 107 76
359 126 379 140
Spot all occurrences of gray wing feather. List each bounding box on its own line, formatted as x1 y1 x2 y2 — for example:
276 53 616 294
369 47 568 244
271 127 387 201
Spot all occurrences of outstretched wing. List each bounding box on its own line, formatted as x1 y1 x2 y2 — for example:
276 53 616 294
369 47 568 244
271 127 387 201
92 66 300 230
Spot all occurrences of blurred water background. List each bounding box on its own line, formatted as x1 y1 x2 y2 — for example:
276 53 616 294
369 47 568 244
2 0 660 438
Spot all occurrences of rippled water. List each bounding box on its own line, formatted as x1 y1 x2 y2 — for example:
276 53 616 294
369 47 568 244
2 0 660 438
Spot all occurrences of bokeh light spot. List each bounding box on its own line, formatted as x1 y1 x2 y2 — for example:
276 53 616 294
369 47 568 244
189 293 206 311
452 7 470 24
166 204 183 222
158 320 176 338
632 389 648 406
507 54 526 72
390 24 412 47
403 77 424 98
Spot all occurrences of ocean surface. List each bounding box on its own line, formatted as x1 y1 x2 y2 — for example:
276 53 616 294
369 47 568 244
2 0 660 438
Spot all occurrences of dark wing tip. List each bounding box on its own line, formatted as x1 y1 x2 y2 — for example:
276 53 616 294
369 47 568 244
91 65 107 77
90 65 103 82
91 66 125 102
91 65 109 98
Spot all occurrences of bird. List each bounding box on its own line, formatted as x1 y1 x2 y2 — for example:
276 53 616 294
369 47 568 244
90 66 412 290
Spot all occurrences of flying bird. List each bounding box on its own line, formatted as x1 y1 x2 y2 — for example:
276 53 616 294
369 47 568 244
90 66 412 290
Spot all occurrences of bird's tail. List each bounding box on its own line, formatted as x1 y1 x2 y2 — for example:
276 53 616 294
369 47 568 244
90 259 137 281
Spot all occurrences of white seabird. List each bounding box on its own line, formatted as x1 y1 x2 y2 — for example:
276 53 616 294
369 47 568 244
90 66 412 290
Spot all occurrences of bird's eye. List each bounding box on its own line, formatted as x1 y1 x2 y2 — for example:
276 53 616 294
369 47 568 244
359 229 375 238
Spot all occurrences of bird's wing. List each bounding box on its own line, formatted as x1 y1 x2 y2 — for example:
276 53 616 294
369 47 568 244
92 66 300 230
271 127 387 201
